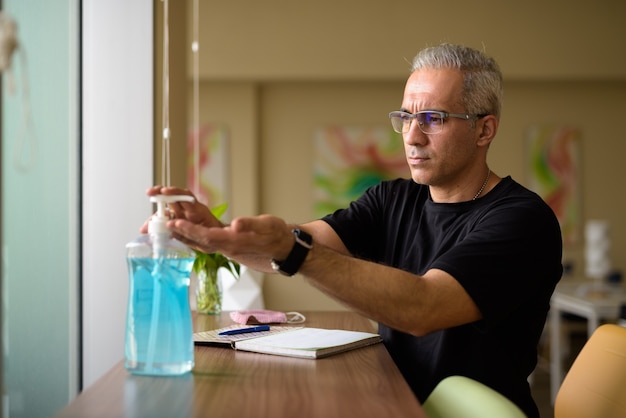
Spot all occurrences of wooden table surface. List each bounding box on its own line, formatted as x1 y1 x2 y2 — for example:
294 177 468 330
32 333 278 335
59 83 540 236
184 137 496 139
55 311 425 418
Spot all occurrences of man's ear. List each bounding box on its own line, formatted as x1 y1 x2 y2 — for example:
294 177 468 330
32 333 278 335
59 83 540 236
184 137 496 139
477 115 498 147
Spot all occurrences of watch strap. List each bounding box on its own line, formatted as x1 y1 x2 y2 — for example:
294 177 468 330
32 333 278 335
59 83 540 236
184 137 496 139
270 228 313 276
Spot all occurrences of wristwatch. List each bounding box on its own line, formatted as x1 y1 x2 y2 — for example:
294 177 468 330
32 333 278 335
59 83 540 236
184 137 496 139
270 228 313 276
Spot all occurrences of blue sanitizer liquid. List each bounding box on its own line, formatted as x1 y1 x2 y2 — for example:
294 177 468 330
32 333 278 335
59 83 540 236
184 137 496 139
125 257 195 376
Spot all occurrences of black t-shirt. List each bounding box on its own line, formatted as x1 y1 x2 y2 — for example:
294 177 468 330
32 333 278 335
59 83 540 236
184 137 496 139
322 176 562 418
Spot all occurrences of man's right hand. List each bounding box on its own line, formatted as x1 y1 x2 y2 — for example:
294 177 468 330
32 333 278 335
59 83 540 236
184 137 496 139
139 186 222 234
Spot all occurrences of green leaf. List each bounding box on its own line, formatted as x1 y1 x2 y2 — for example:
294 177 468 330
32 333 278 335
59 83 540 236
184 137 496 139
210 202 229 219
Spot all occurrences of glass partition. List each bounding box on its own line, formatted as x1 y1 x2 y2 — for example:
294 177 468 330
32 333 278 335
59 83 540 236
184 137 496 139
1 1 79 417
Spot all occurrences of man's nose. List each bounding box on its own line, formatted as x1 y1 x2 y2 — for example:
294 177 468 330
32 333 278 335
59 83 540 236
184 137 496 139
403 124 428 146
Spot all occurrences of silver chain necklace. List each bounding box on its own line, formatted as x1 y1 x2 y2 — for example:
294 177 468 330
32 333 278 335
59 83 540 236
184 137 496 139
472 169 491 200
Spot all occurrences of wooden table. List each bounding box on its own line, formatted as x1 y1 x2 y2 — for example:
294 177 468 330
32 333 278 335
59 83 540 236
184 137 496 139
55 311 426 417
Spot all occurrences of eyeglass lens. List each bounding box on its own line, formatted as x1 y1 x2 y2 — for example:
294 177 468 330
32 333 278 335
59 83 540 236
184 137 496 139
390 112 444 134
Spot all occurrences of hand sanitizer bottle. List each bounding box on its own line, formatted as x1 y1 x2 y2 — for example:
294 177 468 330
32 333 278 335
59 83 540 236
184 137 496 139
124 194 196 376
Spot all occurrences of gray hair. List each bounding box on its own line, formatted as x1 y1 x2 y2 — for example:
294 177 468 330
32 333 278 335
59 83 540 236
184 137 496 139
411 44 503 120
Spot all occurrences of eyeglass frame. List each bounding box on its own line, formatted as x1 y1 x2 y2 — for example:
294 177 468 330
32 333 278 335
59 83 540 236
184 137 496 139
388 110 489 134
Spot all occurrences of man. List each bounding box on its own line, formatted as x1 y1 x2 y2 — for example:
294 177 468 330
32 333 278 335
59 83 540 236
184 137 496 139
145 44 562 417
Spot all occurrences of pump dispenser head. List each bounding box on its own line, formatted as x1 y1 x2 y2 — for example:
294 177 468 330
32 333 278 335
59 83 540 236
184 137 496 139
148 194 195 235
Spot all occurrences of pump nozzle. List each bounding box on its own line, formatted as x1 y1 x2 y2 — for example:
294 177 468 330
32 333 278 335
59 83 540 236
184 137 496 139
148 194 195 235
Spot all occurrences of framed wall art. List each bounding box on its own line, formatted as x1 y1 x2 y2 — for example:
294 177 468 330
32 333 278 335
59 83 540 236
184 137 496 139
313 126 408 218
526 125 580 246
187 124 230 212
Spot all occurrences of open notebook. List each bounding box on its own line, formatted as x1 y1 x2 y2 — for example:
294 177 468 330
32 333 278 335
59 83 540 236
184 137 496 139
194 325 382 359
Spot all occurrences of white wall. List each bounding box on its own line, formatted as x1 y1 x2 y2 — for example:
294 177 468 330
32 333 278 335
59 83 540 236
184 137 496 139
82 0 153 388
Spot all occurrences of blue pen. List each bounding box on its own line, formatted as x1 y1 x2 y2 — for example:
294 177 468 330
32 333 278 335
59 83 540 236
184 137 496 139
218 325 270 336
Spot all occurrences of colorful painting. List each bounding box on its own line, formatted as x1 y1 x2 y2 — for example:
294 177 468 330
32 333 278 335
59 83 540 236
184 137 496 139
187 124 230 212
314 126 408 218
526 126 580 246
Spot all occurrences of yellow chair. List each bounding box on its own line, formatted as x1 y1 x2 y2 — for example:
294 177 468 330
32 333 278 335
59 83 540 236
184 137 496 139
422 375 527 418
555 323 626 418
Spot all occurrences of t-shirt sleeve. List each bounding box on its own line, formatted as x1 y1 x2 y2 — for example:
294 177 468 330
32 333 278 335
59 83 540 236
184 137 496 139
321 183 388 259
321 179 424 261
432 197 562 327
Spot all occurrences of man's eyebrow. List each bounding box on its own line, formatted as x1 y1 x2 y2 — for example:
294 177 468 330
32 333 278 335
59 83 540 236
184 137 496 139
404 108 447 113
398 108 440 113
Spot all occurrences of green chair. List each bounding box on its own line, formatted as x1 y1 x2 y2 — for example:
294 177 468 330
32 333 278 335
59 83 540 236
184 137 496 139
422 375 527 418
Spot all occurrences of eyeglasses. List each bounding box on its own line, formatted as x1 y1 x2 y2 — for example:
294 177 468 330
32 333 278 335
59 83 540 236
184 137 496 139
388 110 488 135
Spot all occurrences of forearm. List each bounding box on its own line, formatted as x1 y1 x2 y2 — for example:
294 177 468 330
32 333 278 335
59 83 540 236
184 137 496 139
299 244 422 332
230 254 275 274
298 243 481 336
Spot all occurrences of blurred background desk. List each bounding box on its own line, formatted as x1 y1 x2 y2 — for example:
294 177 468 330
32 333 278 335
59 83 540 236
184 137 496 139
55 311 425 418
549 280 626 402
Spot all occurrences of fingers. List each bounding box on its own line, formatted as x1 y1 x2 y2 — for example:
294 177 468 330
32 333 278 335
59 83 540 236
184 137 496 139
167 201 184 219
139 219 150 234
145 185 163 196
168 219 220 254
145 185 195 198
166 214 294 263
145 185 201 222
167 218 246 255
